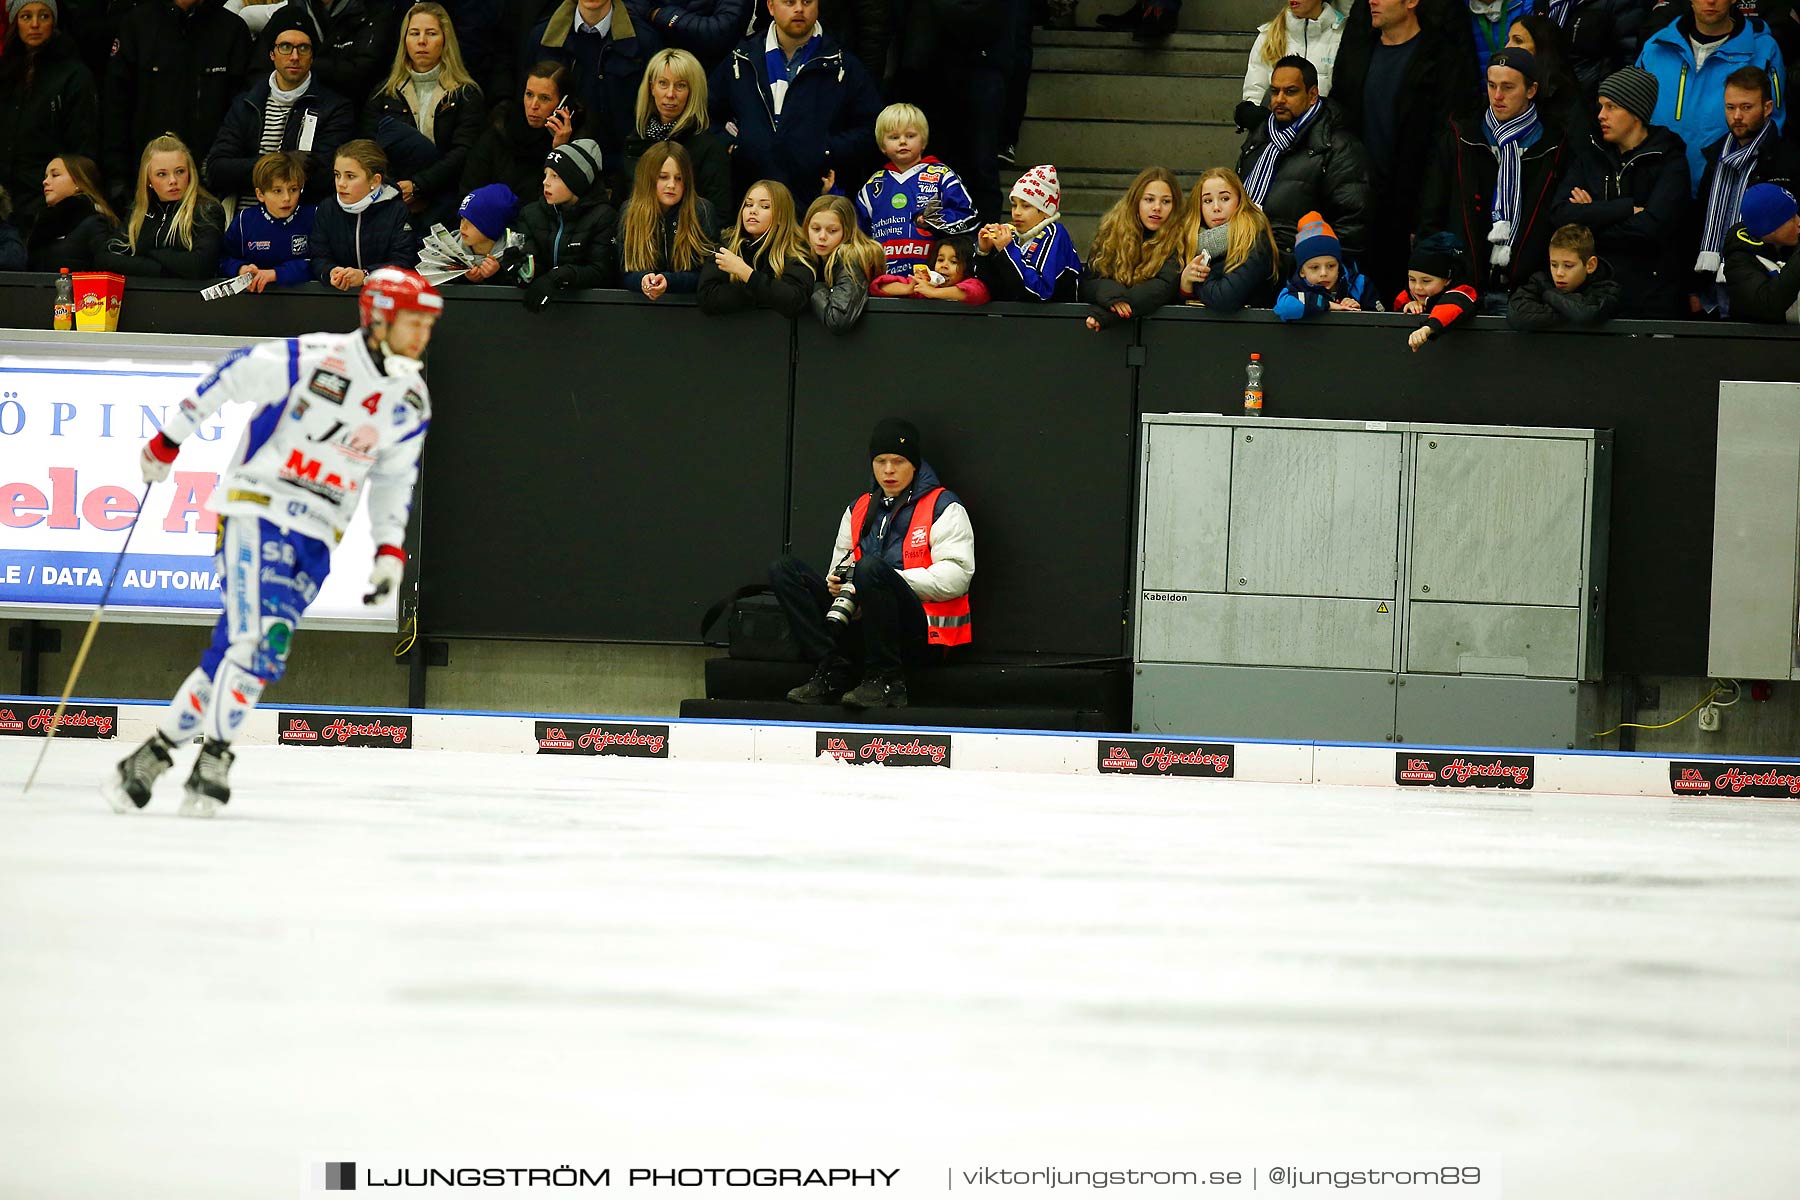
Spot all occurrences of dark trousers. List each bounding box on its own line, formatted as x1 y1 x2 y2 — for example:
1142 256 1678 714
768 553 932 678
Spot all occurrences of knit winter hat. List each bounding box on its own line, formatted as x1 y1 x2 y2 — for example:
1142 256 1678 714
458 183 519 239
1741 184 1799 240
1010 165 1060 219
1408 231 1467 281
545 139 603 197
1598 66 1659 127
1292 211 1342 268
261 3 317 49
1486 47 1537 86
869 417 922 473
7 0 58 22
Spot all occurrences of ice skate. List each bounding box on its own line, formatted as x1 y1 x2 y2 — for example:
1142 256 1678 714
102 732 176 813
179 739 235 818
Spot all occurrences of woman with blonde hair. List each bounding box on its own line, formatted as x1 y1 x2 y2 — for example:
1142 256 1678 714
1079 166 1184 330
618 141 717 299
623 49 730 218
1237 0 1347 127
1163 166 1280 312
698 178 812 317
802 193 884 333
364 2 484 224
96 134 224 278
29 154 117 271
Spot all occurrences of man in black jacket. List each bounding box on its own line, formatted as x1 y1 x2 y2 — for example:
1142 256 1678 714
1547 66 1690 317
1420 46 1567 306
1723 182 1800 322
1330 0 1480 299
528 0 646 174
1235 55 1373 274
103 0 253 201
205 7 353 205
1690 64 1800 314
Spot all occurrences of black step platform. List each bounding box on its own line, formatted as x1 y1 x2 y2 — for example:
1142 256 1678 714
687 656 1130 732
679 698 1115 732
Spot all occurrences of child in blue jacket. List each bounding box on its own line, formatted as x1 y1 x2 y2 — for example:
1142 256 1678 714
1275 211 1376 321
975 164 1082 302
220 153 316 291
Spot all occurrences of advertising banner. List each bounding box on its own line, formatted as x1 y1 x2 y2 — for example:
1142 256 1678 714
0 342 397 628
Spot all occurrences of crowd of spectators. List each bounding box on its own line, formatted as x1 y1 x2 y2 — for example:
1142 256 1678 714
1 0 1798 328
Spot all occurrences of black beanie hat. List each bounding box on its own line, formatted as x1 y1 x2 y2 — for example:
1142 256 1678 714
1409 231 1468 282
262 4 318 50
869 417 922 472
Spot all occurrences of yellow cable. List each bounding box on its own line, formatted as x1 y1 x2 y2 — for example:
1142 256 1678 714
1590 687 1719 740
393 613 416 658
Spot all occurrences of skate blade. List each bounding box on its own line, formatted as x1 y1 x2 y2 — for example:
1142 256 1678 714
178 790 223 819
101 776 147 815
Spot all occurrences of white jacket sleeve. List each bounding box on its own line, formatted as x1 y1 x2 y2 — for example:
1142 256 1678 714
1242 25 1274 104
159 339 295 446
364 423 428 551
901 501 974 602
828 507 854 576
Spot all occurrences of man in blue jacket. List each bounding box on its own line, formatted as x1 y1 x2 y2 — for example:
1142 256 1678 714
1636 0 1787 190
709 0 881 203
205 7 354 206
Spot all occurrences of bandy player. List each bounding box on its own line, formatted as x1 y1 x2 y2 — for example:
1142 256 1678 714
104 267 444 816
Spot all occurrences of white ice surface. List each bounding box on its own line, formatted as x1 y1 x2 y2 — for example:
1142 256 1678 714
3 741 1799 1199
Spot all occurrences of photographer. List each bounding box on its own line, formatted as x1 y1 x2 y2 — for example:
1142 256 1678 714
770 418 974 710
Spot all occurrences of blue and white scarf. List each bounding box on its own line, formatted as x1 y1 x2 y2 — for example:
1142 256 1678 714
1484 102 1542 267
1245 99 1323 207
764 21 823 126
1547 0 1572 27
1697 119 1777 277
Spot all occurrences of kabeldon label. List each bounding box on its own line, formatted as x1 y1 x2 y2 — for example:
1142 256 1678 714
1670 760 1800 799
1395 752 1534 789
534 722 670 758
816 731 952 767
1097 740 1235 777
278 712 413 749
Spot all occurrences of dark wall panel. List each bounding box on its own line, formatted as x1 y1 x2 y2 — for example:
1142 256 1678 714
793 301 1138 659
420 293 792 641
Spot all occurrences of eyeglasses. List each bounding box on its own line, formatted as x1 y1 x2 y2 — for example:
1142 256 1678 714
272 42 313 57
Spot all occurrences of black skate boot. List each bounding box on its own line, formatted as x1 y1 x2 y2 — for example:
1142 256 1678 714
180 738 234 818
787 660 853 704
103 732 176 813
840 674 908 709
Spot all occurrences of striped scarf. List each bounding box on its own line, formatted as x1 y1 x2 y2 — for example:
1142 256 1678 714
1547 0 1572 26
1484 102 1541 267
1245 99 1323 208
1696 120 1776 278
764 24 822 125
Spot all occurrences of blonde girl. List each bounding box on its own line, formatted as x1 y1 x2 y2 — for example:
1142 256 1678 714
698 179 812 317
1171 167 1280 312
802 194 883 333
1080 166 1183 329
97 134 224 279
620 141 716 299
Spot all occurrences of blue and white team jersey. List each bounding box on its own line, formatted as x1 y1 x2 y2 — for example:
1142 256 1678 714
157 332 432 550
854 158 981 274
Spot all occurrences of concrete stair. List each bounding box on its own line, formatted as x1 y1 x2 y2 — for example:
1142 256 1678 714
1011 13 1266 248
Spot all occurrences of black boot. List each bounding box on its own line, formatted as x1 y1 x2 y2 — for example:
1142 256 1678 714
841 674 909 709
103 732 176 813
787 660 854 704
1095 2 1141 31
180 738 234 818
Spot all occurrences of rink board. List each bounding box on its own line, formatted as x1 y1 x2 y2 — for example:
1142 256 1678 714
9 694 1798 803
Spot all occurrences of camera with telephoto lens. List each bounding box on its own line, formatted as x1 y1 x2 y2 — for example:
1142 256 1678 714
825 558 858 625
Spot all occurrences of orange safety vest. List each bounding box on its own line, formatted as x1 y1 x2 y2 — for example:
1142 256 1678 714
848 487 972 646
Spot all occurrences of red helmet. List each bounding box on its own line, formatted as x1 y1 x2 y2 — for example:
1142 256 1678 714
358 266 444 328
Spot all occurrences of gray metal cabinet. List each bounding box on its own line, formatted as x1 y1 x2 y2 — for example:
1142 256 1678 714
1707 381 1800 681
1134 415 1609 749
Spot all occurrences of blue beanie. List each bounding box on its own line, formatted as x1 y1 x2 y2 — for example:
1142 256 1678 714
458 184 519 239
1740 184 1798 241
1291 210 1342 269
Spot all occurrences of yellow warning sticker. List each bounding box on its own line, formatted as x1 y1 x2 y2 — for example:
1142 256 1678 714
1377 603 1390 614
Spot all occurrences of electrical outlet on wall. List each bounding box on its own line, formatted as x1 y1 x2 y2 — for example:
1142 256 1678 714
1698 703 1721 733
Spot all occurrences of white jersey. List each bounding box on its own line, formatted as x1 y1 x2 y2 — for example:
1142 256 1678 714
159 331 432 549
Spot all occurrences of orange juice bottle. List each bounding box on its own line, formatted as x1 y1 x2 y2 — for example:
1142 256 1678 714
54 268 74 330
